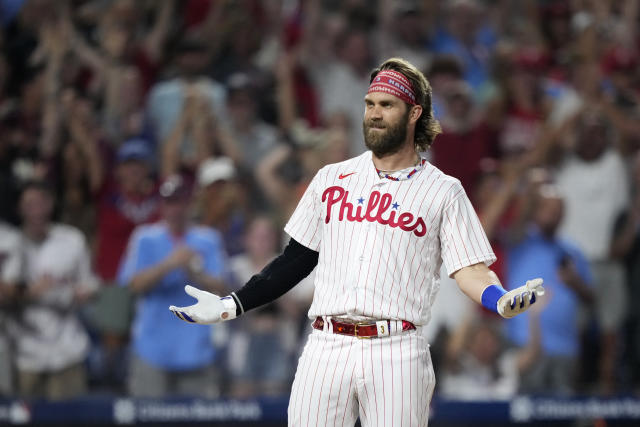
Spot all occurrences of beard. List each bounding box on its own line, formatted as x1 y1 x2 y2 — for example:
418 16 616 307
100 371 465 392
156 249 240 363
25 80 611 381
363 110 410 157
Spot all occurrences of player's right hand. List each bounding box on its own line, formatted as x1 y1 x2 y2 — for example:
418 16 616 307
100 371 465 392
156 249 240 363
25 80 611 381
169 285 236 324
497 278 545 319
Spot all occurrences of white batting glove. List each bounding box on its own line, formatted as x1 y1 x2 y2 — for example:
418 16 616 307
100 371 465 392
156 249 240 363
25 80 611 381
497 278 545 319
169 285 237 324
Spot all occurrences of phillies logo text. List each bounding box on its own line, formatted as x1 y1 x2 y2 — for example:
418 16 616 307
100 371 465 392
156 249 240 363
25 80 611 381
322 186 427 237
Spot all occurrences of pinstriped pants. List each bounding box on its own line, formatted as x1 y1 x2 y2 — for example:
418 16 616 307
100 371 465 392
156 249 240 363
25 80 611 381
288 322 435 426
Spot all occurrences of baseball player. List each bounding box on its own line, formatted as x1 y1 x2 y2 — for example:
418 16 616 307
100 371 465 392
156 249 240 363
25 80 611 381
170 57 544 426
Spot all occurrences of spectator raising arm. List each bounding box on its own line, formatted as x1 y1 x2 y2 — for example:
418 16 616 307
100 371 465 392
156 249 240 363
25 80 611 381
160 90 195 178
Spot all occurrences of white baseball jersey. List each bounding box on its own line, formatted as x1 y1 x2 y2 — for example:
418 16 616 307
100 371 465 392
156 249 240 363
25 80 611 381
284 150 495 427
285 150 496 326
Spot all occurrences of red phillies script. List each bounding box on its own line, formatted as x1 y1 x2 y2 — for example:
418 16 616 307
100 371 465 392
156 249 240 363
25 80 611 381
322 186 427 237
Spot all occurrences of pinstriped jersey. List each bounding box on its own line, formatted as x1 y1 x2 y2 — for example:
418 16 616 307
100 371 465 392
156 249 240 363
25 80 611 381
284 151 496 326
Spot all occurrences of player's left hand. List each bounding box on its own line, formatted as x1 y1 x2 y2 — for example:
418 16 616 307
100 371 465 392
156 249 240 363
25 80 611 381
497 278 545 319
169 285 234 324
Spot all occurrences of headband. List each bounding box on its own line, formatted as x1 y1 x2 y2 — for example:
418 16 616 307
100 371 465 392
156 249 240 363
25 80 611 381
367 70 417 105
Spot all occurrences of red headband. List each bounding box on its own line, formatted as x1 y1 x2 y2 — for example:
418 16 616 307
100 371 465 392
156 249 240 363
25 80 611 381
367 70 417 105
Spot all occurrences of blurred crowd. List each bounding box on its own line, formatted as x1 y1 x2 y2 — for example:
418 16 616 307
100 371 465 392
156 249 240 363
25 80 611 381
0 0 639 402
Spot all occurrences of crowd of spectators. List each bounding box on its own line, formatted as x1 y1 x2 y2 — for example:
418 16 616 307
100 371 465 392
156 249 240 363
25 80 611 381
0 0 639 401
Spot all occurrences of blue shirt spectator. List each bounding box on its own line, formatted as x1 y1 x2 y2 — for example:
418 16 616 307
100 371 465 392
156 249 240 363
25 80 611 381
506 227 592 357
118 175 229 398
431 25 496 92
118 222 227 371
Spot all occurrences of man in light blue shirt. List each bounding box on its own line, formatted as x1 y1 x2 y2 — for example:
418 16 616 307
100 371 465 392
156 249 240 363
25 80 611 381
118 175 228 397
506 185 593 394
430 1 497 93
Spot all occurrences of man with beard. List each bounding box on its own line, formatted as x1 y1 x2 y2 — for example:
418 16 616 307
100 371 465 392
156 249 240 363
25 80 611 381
170 58 544 426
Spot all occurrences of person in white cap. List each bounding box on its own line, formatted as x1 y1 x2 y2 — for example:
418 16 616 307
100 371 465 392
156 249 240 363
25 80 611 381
197 157 246 256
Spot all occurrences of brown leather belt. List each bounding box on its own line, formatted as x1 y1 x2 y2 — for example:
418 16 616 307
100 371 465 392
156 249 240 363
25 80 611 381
312 317 416 339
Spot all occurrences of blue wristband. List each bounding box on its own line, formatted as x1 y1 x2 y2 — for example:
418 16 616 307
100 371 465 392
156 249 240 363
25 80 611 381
481 285 507 313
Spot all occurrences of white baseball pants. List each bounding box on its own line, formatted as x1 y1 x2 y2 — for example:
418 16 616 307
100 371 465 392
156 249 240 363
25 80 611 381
288 320 435 426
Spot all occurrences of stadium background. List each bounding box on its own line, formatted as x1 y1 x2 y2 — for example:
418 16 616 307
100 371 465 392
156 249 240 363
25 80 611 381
1 0 640 425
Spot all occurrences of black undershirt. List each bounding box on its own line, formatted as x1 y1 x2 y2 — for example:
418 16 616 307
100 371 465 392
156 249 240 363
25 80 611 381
231 238 319 316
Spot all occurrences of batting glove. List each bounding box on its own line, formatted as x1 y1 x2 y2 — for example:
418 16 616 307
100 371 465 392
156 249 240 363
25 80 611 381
497 278 545 319
169 285 237 324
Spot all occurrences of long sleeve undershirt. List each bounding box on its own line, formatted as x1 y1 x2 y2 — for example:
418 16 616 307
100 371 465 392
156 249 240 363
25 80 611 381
231 238 319 316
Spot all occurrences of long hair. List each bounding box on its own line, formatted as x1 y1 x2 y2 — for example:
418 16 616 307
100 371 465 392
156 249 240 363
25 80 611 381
369 58 442 151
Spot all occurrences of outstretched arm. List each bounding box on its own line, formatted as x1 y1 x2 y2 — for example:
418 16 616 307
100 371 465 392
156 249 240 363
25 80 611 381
453 263 544 319
170 238 319 324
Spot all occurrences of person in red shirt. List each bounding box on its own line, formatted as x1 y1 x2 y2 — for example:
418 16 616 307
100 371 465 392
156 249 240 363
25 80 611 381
431 80 495 200
95 139 160 282
92 138 159 392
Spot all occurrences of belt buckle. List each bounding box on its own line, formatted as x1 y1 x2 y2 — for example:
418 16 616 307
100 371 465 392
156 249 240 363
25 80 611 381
354 322 373 339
